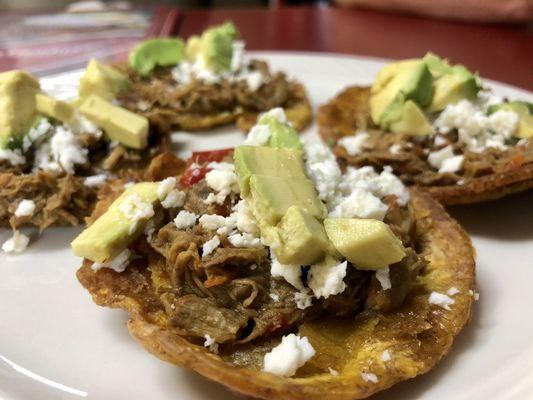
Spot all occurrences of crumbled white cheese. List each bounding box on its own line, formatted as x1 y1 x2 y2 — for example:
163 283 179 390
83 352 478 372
232 199 260 236
161 189 186 209
427 145 464 174
69 114 103 138
33 125 88 174
205 162 239 204
381 350 391 362
245 123 271 146
269 293 280 302
0 148 25 165
202 235 220 258
428 291 455 310
123 181 135 189
303 141 342 203
143 218 157 241
14 199 36 217
338 132 369 156
83 174 108 188
91 248 131 273
259 107 287 124
228 232 262 248
308 260 347 299
22 118 53 152
174 210 198 229
447 287 460 296
389 143 402 154
157 177 177 200
199 214 227 230
375 266 391 290
118 194 155 234
434 100 518 153
361 372 379 383
294 290 313 310
242 71 264 92
203 334 219 353
328 188 388 220
136 100 150 111
434 135 449 148
270 253 303 290
328 367 340 376
263 334 315 377
2 230 30 254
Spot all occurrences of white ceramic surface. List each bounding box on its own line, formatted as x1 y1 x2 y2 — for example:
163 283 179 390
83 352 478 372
1 52 533 400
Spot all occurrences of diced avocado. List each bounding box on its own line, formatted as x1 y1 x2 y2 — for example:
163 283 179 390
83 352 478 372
71 182 159 263
388 100 433 136
0 70 40 148
263 118 303 150
129 38 185 76
234 146 306 196
324 218 406 270
427 67 481 113
489 101 533 138
79 59 130 101
199 22 237 72
423 52 452 77
79 95 149 149
370 59 433 127
249 175 327 226
185 35 202 61
35 93 74 124
274 206 330 266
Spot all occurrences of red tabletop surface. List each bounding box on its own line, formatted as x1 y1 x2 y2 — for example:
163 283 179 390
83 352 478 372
178 6 533 91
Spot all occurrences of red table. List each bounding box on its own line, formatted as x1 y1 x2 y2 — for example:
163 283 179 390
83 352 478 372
177 6 533 91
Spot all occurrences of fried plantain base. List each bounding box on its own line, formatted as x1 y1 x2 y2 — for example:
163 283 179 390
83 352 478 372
318 86 533 205
77 186 475 400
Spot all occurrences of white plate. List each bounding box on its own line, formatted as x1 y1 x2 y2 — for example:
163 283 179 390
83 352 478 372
1 52 533 400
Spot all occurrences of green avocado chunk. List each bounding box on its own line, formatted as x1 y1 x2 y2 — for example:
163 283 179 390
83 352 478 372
129 38 185 76
199 22 237 72
79 95 149 149
370 59 433 128
234 146 306 196
71 182 160 263
79 59 130 101
388 100 433 136
35 93 74 124
249 175 327 226
489 101 533 138
0 70 40 149
424 53 481 113
274 206 330 266
324 218 406 270
263 117 303 150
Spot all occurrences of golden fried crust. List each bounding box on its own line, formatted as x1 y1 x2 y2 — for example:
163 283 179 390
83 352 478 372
236 82 313 133
106 189 476 400
318 85 533 205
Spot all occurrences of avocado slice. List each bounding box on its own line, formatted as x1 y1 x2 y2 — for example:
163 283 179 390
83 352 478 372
370 59 433 128
35 93 74 124
79 95 149 149
234 146 306 196
388 100 433 136
79 59 130 101
0 70 40 149
129 38 185 77
199 22 237 72
71 182 159 263
324 218 406 270
262 117 303 150
489 101 533 138
249 175 327 226
185 35 202 62
274 206 330 266
423 52 452 77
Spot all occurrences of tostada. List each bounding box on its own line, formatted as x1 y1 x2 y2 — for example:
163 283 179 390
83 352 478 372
113 22 312 133
0 68 179 253
318 53 533 204
72 109 476 399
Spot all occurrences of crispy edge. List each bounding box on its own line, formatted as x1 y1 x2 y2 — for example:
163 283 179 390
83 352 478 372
317 85 533 205
122 189 475 400
236 81 313 133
